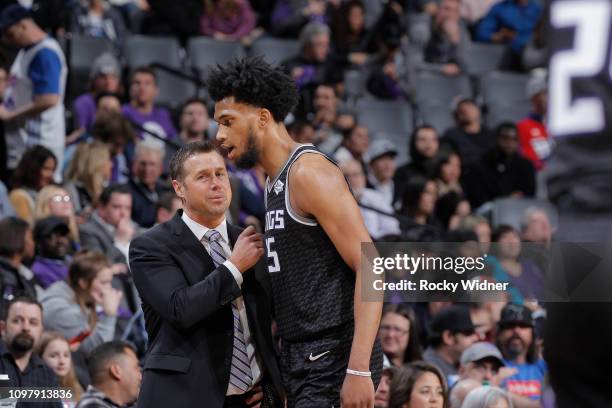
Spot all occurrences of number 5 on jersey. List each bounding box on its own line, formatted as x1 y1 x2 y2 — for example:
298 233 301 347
266 237 281 273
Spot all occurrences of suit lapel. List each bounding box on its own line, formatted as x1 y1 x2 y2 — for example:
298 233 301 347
170 211 216 285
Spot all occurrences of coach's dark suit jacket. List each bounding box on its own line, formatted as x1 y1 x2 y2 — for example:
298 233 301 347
129 210 283 408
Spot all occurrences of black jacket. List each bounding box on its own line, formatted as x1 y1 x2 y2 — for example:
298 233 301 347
129 211 283 408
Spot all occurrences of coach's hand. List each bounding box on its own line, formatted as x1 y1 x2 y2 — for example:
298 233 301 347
229 226 264 273
340 375 374 408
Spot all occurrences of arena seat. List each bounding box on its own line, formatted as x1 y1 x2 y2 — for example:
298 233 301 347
480 71 530 108
465 43 506 76
355 99 414 136
188 37 245 74
249 38 300 65
125 35 182 68
414 71 472 105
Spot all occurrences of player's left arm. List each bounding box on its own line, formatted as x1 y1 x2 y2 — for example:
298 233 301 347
290 154 381 407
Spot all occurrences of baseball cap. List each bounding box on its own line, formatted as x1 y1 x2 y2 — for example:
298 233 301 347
34 216 70 241
498 303 534 328
367 138 397 163
0 4 31 32
526 68 547 99
460 342 505 367
89 52 121 80
431 305 476 334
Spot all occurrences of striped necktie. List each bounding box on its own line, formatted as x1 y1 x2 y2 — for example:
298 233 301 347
203 229 253 392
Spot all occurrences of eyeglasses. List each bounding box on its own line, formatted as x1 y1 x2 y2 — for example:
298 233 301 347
50 195 71 203
379 325 409 336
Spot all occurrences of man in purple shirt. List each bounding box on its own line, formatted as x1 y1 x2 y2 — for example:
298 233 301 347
72 52 121 131
31 216 71 289
121 66 177 142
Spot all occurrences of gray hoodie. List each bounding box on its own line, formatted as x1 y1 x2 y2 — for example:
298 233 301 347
40 281 116 355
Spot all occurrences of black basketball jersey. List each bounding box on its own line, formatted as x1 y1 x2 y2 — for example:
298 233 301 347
546 0 612 212
264 144 355 342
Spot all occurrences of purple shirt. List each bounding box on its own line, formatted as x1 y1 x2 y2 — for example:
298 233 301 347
122 104 178 140
73 93 96 130
200 0 256 39
31 257 69 289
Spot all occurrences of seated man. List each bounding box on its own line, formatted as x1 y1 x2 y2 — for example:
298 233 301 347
31 216 71 289
79 184 136 265
0 296 62 408
76 341 142 408
154 192 182 226
121 66 177 142
475 0 541 66
127 140 172 229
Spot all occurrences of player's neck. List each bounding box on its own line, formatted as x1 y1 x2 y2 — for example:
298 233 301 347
260 125 299 181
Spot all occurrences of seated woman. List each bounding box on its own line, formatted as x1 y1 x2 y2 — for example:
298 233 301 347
41 250 121 355
462 386 513 408
63 141 113 220
379 304 422 367
487 225 544 304
388 361 447 408
433 149 463 197
9 146 57 225
37 332 85 407
35 185 80 248
398 176 441 240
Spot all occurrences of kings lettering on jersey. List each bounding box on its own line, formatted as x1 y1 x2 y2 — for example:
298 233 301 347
265 210 285 232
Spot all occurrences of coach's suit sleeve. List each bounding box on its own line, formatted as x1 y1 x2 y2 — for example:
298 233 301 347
129 234 241 331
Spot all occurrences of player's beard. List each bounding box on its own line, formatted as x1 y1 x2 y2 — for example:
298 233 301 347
235 127 261 169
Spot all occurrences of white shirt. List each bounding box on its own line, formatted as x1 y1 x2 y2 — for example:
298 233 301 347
180 212 263 395
358 188 401 239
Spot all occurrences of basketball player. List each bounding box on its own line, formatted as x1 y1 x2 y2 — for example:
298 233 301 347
545 1 612 407
206 57 383 407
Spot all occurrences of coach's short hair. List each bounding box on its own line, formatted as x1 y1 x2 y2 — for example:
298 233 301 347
169 140 220 181
205 56 298 122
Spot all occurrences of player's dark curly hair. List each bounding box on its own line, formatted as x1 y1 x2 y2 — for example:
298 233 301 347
206 56 298 122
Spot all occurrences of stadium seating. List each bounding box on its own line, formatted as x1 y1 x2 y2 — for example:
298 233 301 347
188 37 246 74
417 103 455 135
480 71 530 108
125 35 182 68
490 197 559 231
486 103 531 128
414 71 472 105
67 35 114 99
249 38 300 65
465 43 506 76
355 99 414 135
152 68 198 110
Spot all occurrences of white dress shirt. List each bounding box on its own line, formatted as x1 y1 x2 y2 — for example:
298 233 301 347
180 212 262 395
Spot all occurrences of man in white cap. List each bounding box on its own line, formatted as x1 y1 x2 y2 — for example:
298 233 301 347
366 138 399 208
517 68 550 170
458 342 540 408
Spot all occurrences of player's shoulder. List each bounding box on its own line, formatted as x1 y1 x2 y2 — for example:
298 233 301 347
290 151 344 188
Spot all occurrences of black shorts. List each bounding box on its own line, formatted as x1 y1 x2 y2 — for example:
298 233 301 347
280 330 383 408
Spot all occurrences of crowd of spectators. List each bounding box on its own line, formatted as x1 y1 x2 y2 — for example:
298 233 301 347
0 0 559 406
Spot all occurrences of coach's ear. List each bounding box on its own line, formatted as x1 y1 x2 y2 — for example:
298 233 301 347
172 179 185 201
258 108 272 129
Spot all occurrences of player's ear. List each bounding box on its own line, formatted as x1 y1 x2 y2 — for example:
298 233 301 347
258 108 272 128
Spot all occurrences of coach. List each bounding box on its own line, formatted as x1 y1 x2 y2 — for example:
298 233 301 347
129 141 283 408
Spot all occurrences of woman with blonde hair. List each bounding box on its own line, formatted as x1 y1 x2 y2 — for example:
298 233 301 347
63 141 112 219
34 185 80 245
37 331 85 407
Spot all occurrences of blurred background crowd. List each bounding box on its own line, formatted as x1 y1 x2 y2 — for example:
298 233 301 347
0 0 562 407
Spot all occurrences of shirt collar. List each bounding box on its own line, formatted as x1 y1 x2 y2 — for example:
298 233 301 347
181 211 229 245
